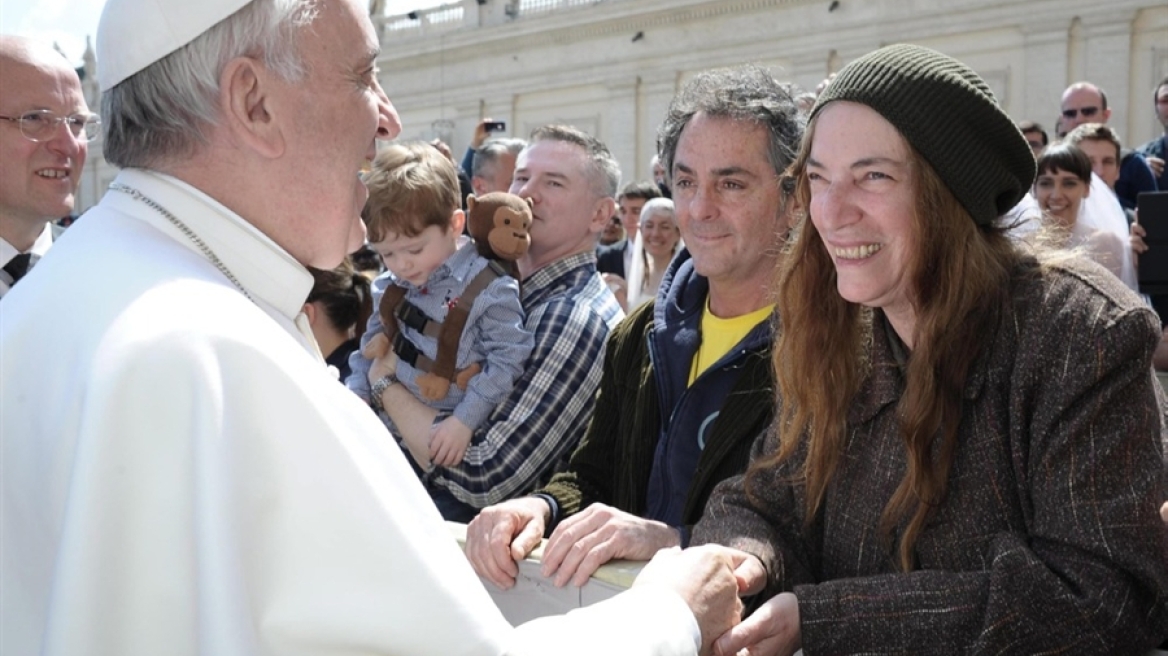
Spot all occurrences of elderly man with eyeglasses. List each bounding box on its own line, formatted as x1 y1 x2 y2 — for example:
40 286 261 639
1060 81 1159 211
0 36 98 298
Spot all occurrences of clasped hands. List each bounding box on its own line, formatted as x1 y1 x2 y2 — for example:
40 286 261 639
465 499 801 655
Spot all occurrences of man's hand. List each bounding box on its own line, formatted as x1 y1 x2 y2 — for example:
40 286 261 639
465 497 551 589
711 591 801 656
430 416 472 466
472 118 495 149
601 273 628 309
541 503 681 587
1147 155 1165 179
1131 221 1148 257
634 545 753 656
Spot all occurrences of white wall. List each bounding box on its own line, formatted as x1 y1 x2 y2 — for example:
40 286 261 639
74 0 1168 214
374 0 1168 188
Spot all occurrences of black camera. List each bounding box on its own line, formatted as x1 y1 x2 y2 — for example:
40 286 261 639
484 120 506 133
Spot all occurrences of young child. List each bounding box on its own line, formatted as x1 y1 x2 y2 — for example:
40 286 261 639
347 142 532 480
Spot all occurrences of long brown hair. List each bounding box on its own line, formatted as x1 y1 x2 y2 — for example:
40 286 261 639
748 115 1020 571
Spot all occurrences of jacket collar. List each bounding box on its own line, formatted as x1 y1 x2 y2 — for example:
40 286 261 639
849 309 992 425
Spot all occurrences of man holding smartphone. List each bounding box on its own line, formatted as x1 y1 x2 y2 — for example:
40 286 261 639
461 117 520 194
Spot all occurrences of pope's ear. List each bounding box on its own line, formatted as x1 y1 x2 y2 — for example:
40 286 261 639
220 56 284 159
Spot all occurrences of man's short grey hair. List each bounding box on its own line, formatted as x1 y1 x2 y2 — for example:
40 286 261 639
471 137 526 179
527 124 621 198
102 0 319 169
657 64 805 184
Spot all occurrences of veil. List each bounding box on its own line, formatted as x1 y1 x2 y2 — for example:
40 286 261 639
1007 174 1138 293
625 230 649 310
1075 173 1138 292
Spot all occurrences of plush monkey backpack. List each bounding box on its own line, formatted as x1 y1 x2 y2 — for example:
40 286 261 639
374 192 533 401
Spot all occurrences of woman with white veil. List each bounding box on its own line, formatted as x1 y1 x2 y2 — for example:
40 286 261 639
1033 143 1137 291
624 198 683 310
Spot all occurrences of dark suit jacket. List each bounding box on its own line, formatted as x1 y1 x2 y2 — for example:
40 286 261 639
595 240 627 277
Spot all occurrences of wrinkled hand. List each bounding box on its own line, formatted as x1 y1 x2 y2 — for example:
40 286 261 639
635 545 752 656
541 503 681 587
1147 156 1165 179
711 590 801 656
363 333 399 391
465 497 550 589
430 416 472 466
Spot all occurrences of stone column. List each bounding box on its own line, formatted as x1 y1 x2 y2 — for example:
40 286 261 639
638 76 678 181
1021 24 1070 132
1083 10 1138 139
605 78 639 187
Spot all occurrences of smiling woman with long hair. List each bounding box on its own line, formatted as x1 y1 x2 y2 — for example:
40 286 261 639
693 44 1168 655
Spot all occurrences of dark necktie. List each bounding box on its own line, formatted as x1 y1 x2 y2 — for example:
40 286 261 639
3 253 33 284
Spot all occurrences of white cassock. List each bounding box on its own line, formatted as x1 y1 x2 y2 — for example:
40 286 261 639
0 169 700 656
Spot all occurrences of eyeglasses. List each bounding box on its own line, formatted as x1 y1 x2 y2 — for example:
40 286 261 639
0 109 101 143
1061 106 1100 120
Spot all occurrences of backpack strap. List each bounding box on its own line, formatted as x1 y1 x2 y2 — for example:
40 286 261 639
383 263 506 381
394 300 443 340
426 262 505 382
376 284 409 349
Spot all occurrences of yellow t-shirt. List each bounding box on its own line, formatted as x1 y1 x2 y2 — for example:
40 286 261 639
688 302 774 385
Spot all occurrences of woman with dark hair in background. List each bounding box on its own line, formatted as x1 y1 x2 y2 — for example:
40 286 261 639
694 44 1167 655
304 258 372 382
1032 142 1130 284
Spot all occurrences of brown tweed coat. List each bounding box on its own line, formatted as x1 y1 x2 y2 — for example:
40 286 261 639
694 257 1168 654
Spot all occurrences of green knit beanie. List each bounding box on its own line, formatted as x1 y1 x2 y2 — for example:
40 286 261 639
812 44 1035 226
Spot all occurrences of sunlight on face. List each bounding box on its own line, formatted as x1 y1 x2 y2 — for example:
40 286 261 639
1034 169 1090 229
807 101 918 333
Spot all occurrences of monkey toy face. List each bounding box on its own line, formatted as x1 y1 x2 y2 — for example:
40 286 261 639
466 192 533 262
487 204 531 260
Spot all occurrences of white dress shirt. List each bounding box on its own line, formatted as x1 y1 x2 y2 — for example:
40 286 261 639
0 221 53 298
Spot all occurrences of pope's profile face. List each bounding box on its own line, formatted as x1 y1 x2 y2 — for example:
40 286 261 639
269 0 401 269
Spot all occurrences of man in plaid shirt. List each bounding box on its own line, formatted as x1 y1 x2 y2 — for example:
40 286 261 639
368 124 624 519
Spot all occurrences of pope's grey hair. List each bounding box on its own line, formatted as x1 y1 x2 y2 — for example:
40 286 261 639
102 0 319 169
657 64 805 185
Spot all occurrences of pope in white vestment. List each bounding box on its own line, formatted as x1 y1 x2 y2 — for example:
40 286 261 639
0 169 703 655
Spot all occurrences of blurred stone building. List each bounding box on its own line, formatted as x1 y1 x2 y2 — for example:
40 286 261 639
372 0 1168 187
75 0 1168 213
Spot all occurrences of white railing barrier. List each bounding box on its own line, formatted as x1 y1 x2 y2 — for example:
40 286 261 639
448 521 640 624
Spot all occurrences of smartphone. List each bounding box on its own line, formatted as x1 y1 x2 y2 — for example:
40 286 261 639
484 120 506 133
